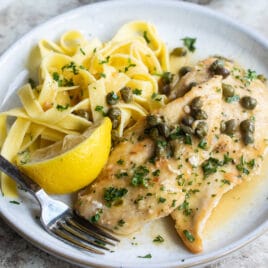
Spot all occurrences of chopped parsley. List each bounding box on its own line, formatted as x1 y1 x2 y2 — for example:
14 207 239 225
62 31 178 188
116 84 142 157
183 229 195 242
138 253 152 259
226 95 240 103
52 72 60 81
201 157 221 177
90 209 102 223
244 69 257 85
9 200 20 205
18 149 30 165
236 156 255 175
117 219 125 227
132 88 142 95
99 56 110 64
221 179 231 185
177 175 185 186
247 159 255 169
115 171 128 179
124 59 136 72
52 72 74 87
131 165 150 187
151 93 162 102
103 187 128 207
143 31 150 43
158 197 166 203
80 48 86 55
178 199 192 216
223 153 233 165
117 159 124 165
182 37 196 52
60 78 74 87
198 139 207 149
61 61 79 75
153 235 164 243
201 154 233 177
152 169 160 177
184 134 192 145
169 126 184 140
95 105 104 112
156 140 167 149
100 73 106 78
94 105 106 116
236 156 249 175
56 104 69 111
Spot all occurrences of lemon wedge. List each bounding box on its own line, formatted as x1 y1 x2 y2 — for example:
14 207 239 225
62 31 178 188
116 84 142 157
18 117 112 194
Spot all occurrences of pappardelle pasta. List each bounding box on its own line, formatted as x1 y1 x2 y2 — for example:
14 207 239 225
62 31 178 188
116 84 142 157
0 21 170 196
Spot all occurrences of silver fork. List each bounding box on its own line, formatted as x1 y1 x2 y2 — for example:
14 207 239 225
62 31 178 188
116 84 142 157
0 154 119 254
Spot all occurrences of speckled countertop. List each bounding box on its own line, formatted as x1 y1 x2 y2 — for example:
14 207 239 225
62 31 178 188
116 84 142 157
0 0 268 267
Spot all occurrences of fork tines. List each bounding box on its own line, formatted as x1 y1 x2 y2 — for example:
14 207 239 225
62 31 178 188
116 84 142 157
50 213 119 254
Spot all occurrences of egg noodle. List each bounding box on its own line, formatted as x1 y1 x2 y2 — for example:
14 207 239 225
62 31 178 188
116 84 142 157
0 21 170 196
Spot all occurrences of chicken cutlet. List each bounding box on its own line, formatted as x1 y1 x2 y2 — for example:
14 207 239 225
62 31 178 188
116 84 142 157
75 57 268 253
169 57 268 253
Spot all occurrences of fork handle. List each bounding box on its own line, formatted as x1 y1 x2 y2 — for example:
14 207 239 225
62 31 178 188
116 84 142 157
0 155 41 194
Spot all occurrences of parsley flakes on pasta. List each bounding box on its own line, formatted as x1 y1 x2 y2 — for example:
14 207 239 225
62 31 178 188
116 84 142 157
0 21 170 196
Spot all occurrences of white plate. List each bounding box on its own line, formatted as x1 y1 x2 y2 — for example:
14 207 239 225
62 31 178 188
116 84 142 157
0 0 268 267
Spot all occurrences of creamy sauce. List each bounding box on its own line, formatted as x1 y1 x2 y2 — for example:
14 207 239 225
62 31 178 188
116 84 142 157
204 154 268 236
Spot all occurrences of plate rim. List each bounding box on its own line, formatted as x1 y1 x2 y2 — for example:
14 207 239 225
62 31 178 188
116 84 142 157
0 0 267 267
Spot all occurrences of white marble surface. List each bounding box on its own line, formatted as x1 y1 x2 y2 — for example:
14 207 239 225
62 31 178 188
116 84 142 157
0 0 267 267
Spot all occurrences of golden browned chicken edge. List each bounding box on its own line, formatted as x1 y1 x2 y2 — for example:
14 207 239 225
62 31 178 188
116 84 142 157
75 56 268 253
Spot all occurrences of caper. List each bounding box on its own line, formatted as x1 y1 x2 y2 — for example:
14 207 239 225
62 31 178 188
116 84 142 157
112 119 120 129
240 96 257 110
190 96 203 111
209 59 230 79
72 109 90 120
161 72 173 85
111 130 121 146
106 91 119 105
195 121 208 138
157 123 170 138
149 127 160 140
120 87 133 103
159 84 171 95
180 82 197 97
171 47 187 57
222 83 235 98
181 124 194 135
223 119 237 135
192 109 208 120
243 132 254 145
240 119 255 133
182 115 194 126
187 82 197 91
210 59 224 71
146 115 161 127
257 74 267 83
107 107 121 119
107 107 121 128
178 66 192 78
